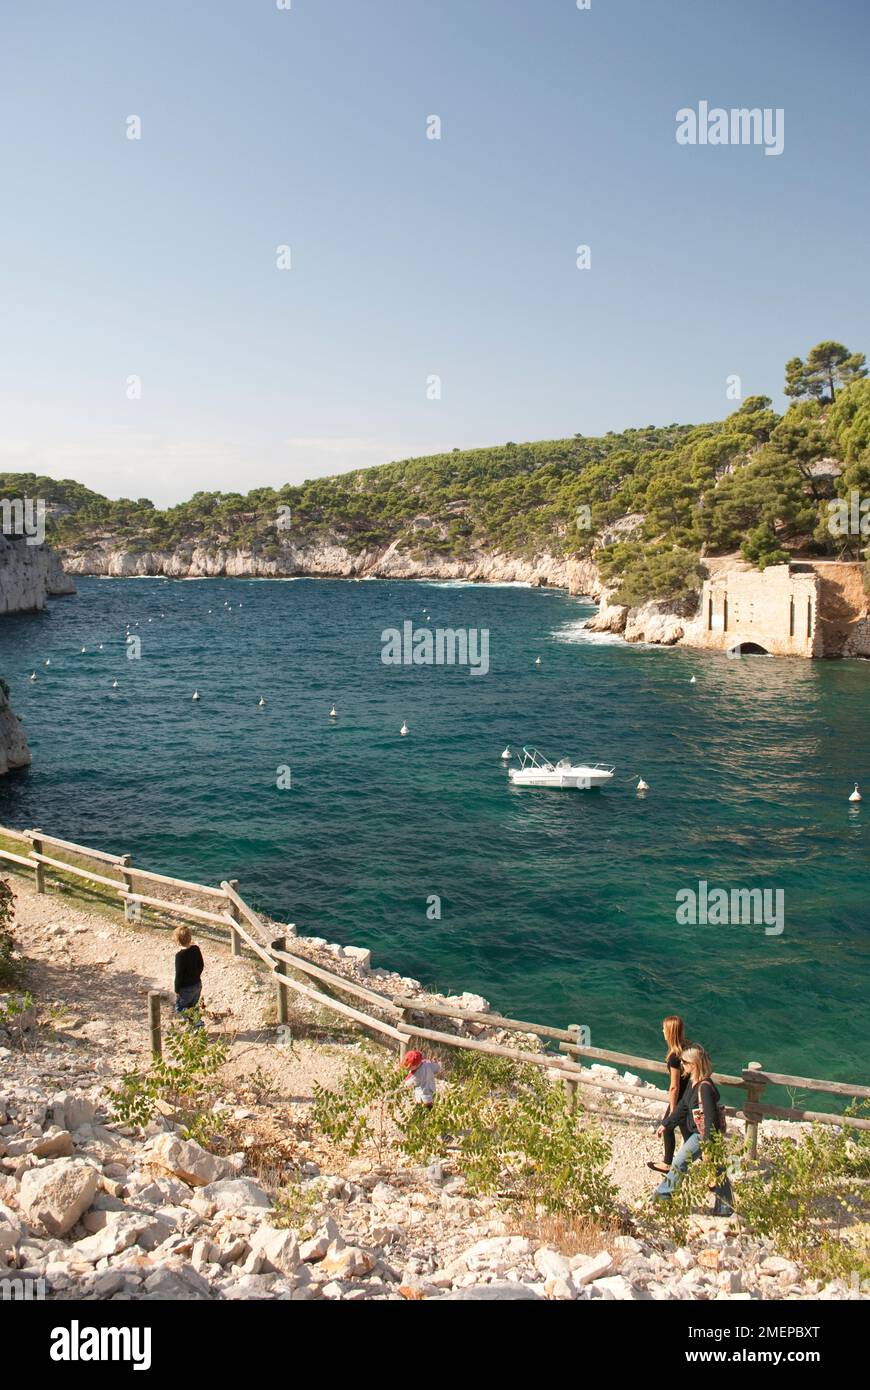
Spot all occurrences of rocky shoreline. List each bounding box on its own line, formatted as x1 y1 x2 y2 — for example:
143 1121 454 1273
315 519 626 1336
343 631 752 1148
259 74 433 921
61 538 870 659
0 691 30 777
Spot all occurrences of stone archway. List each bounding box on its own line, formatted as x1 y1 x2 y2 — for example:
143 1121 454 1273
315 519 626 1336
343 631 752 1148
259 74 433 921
728 640 771 656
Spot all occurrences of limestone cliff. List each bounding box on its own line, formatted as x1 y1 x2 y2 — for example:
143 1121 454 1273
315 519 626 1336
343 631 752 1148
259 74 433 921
60 536 603 598
0 535 77 615
0 685 31 775
58 536 870 659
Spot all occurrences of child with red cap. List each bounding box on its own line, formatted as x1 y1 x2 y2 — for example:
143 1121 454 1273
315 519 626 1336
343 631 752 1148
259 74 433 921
403 1049 441 1108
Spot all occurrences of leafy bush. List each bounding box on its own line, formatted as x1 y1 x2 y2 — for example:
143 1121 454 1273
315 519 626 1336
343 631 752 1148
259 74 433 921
271 1180 323 1238
731 1125 870 1282
641 1122 870 1285
313 1057 411 1163
112 1013 228 1145
0 990 34 1051
314 1052 618 1222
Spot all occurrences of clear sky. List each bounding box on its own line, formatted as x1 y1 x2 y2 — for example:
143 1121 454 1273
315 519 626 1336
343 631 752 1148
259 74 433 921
1 0 868 506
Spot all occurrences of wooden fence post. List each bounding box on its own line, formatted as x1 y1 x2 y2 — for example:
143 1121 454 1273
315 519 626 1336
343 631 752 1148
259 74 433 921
273 937 289 1025
396 1008 411 1059
148 991 163 1058
119 855 136 921
226 879 242 957
742 1061 766 1159
30 830 45 894
563 1025 582 1111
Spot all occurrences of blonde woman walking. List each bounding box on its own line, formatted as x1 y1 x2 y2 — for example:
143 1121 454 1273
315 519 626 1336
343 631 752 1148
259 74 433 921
647 1014 691 1176
654 1044 733 1215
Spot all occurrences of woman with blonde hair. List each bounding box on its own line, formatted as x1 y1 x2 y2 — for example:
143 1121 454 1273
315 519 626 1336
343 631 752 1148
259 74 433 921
647 1015 691 1176
654 1044 733 1215
173 924 204 1023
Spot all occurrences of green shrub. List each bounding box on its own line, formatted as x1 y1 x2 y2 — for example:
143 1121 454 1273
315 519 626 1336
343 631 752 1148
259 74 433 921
731 1125 870 1282
313 1057 411 1163
112 1013 228 1145
314 1053 618 1222
271 1180 323 1237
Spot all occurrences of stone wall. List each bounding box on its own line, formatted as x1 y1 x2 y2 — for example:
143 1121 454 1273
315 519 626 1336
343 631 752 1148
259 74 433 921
584 560 869 659
684 563 823 657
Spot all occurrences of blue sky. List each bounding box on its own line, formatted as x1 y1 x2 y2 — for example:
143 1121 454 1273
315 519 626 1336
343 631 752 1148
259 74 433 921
1 0 868 505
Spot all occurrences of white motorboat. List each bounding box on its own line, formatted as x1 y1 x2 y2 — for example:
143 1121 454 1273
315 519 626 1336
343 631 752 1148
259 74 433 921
508 746 615 790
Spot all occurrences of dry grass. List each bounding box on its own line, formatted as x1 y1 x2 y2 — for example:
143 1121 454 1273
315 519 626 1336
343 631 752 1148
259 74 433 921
507 1206 628 1256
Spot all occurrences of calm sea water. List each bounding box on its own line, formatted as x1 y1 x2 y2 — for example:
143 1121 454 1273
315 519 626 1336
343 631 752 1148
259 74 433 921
1 576 867 1091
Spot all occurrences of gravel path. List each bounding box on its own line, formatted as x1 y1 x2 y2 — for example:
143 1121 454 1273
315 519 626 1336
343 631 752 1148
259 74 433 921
10 876 670 1205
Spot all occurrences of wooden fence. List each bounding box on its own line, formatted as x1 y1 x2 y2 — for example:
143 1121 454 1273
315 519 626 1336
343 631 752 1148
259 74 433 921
1 821 868 1151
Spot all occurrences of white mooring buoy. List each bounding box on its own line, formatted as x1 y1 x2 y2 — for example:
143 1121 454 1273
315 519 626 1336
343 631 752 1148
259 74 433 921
330 706 337 718
501 746 511 760
849 783 862 803
535 657 542 666
400 721 409 736
258 696 266 707
192 690 200 702
690 676 696 685
637 777 649 792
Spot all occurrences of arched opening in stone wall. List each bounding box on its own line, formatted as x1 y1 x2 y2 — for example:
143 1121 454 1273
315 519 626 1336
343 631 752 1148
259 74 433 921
729 641 771 656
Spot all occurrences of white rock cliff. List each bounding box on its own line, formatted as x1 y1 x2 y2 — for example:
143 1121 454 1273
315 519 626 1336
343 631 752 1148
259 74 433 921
0 535 76 615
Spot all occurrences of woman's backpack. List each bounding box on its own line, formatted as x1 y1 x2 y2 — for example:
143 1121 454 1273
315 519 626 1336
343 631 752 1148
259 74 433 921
692 1080 728 1139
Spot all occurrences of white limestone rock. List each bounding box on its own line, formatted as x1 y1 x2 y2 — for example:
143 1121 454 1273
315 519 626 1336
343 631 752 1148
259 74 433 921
146 1134 237 1188
248 1226 300 1276
201 1178 272 1213
570 1250 614 1285
19 1158 99 1236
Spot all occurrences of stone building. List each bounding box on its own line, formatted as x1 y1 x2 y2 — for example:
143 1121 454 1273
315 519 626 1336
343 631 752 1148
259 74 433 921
693 561 868 658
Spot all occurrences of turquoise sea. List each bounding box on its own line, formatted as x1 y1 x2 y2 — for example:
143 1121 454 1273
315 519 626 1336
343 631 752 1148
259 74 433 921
0 576 867 1094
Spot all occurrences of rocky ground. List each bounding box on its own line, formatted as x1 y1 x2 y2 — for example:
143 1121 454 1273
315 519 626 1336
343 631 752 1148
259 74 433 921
1 878 864 1302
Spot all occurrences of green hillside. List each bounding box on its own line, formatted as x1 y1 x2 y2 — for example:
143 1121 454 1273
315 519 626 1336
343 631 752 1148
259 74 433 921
3 341 868 606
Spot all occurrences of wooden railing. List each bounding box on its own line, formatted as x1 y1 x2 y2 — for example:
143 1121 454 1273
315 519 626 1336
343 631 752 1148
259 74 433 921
1 821 868 1146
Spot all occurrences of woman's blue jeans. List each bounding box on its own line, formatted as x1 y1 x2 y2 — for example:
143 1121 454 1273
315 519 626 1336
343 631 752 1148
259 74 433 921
655 1131 734 1215
175 982 202 1022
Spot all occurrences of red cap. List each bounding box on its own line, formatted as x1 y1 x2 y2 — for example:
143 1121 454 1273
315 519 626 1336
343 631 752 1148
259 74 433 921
403 1050 423 1072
